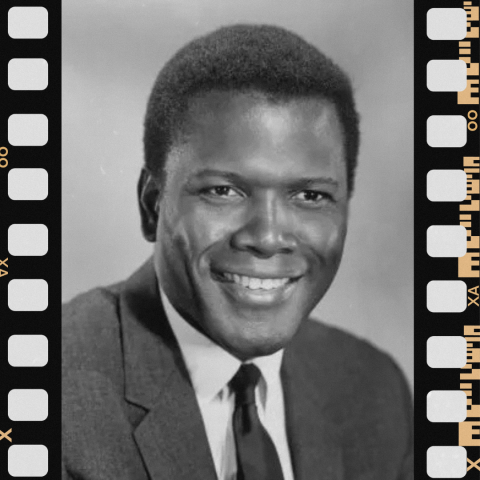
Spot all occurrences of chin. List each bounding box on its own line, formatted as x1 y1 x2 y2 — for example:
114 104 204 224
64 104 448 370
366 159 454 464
224 329 295 360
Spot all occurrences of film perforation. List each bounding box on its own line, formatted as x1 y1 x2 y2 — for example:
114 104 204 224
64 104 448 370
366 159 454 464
1 1 60 477
417 0 479 478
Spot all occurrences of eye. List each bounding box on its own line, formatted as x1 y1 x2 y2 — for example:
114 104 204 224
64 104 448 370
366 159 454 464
209 186 238 196
201 185 243 200
292 190 327 204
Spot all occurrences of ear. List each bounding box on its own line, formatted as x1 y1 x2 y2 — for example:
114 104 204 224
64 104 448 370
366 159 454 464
137 167 161 242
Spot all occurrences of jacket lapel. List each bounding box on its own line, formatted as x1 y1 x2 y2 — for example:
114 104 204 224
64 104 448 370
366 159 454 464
282 324 345 480
119 259 218 480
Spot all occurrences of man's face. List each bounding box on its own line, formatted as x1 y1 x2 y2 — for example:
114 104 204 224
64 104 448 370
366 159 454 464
146 91 349 360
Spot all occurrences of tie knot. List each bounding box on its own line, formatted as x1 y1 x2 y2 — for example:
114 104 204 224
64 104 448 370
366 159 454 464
230 363 261 406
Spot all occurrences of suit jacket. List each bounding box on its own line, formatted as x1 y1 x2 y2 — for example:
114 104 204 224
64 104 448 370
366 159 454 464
62 259 413 480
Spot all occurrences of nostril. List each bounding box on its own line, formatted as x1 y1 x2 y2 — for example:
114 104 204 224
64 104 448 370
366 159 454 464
230 236 296 258
231 227 298 255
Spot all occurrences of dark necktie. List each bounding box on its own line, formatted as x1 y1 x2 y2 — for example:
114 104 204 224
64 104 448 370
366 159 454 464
230 363 285 480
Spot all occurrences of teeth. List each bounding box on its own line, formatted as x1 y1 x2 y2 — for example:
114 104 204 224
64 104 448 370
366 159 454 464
223 273 290 290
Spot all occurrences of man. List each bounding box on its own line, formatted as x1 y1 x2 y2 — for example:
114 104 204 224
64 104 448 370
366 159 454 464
63 24 412 480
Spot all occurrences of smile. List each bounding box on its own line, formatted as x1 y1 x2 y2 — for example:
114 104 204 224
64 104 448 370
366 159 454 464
212 269 302 306
222 273 291 291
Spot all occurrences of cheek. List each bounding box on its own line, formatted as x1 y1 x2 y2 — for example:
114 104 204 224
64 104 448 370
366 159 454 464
297 213 347 262
157 204 192 263
326 220 348 257
160 203 240 265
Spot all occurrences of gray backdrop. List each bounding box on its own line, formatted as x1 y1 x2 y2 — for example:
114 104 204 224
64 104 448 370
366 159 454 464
63 0 413 388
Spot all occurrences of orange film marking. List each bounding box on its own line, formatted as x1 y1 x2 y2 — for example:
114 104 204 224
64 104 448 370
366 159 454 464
0 429 12 442
467 458 480 472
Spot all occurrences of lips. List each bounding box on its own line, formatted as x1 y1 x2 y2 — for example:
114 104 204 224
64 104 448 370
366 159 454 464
221 272 291 290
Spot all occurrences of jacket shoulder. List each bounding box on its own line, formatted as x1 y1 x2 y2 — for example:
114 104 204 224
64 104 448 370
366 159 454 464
62 283 123 380
291 320 413 477
290 319 412 422
296 319 410 386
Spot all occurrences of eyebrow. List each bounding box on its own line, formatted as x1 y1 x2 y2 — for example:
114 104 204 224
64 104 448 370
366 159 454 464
287 177 339 190
186 168 340 190
188 169 245 184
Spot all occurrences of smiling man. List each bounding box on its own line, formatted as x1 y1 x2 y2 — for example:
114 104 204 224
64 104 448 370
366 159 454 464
63 25 412 480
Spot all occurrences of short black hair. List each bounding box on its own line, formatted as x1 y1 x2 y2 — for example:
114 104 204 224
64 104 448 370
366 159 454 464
144 24 360 193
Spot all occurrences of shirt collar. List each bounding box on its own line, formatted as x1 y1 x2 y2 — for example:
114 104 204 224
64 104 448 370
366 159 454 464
160 287 284 404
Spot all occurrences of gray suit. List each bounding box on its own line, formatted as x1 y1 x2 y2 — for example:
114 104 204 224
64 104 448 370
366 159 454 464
62 259 413 480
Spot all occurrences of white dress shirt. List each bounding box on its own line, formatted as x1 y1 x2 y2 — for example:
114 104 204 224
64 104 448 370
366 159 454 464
160 288 295 480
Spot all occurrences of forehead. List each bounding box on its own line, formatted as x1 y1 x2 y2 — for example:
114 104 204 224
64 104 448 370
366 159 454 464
183 90 343 140
165 91 346 183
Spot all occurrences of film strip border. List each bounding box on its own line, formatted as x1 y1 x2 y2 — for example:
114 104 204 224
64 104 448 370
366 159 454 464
416 1 480 479
0 1 60 478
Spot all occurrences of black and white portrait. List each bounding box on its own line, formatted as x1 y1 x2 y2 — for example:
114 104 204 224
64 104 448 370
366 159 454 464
62 1 413 479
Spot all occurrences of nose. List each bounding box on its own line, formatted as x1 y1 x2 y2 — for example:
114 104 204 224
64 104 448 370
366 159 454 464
230 194 298 258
